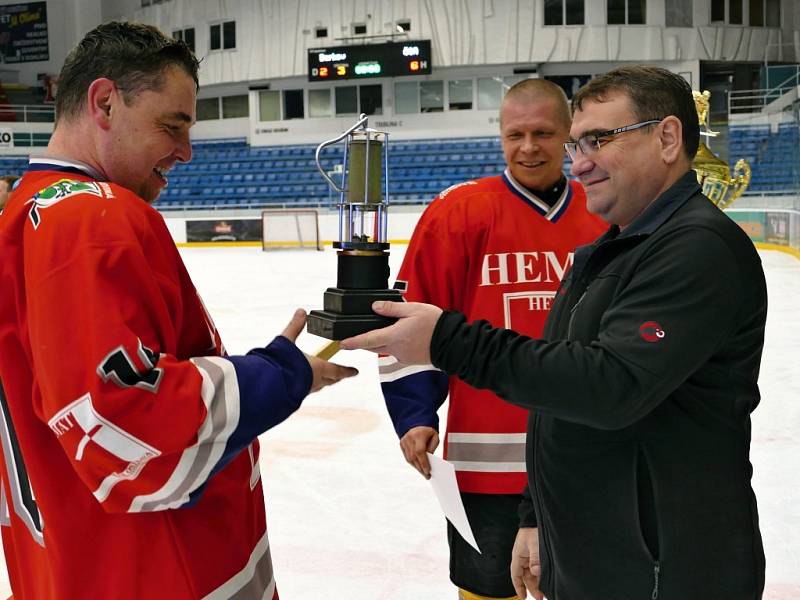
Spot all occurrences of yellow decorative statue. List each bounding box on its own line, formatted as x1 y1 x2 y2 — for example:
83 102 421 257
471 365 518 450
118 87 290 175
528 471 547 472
691 89 751 209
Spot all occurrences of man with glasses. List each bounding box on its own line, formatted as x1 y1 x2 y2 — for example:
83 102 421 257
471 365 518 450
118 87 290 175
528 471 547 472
380 79 604 600
342 65 767 600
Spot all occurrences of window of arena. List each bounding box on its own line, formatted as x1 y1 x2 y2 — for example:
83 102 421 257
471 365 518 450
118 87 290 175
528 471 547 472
608 0 646 24
197 95 249 121
544 0 585 26
210 20 236 51
710 0 776 24
172 28 195 53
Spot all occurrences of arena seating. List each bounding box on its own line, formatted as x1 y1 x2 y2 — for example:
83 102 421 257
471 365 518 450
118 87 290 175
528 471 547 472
4 127 795 210
153 137 508 210
728 123 800 193
1 138 505 209
0 156 28 178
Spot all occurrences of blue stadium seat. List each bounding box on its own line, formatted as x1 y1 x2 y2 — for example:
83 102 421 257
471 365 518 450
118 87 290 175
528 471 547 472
159 136 511 209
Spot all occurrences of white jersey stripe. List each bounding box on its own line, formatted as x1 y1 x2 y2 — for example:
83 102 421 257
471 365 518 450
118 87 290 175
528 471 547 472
379 363 439 382
447 432 527 444
128 356 240 512
28 157 106 180
448 460 527 472
0 485 10 526
203 529 275 600
503 167 569 220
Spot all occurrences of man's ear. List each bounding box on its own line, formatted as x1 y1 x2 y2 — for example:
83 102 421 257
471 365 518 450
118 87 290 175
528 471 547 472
86 78 117 131
659 116 684 164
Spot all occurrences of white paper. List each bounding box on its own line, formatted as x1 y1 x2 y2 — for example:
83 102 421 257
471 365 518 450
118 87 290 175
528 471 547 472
427 452 481 553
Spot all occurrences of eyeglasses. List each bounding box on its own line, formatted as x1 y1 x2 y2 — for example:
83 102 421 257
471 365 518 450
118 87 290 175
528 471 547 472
564 119 663 160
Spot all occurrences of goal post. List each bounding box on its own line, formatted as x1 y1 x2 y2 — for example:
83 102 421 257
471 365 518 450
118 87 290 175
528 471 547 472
261 209 323 251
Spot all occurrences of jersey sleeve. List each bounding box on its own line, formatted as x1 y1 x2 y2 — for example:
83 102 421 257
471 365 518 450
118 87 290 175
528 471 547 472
380 196 468 437
26 196 311 513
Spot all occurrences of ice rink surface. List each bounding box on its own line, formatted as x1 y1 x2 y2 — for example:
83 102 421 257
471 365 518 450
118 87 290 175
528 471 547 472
1 245 798 599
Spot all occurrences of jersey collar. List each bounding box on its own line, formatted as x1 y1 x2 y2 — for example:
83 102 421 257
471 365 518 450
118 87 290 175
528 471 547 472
501 168 572 222
27 157 106 182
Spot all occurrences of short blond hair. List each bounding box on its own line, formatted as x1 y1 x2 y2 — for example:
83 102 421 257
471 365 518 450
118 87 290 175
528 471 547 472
501 78 571 129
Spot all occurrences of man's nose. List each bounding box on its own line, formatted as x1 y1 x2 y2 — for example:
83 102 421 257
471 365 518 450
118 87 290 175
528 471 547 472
520 134 538 153
175 132 192 163
569 151 593 177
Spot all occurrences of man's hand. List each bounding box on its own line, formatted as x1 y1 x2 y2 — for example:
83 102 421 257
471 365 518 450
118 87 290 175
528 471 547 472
510 527 544 600
399 426 439 479
339 301 443 365
282 309 358 393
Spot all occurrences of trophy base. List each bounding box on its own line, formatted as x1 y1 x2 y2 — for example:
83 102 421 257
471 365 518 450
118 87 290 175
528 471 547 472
307 310 397 340
323 287 403 313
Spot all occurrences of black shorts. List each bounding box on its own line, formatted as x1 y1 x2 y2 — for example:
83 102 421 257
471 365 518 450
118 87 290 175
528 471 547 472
448 492 523 598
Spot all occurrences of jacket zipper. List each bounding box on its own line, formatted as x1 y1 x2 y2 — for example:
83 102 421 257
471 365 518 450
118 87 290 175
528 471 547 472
651 560 661 599
566 289 588 338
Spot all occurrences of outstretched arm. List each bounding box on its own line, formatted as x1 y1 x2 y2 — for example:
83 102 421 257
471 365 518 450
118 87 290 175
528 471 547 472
284 309 358 393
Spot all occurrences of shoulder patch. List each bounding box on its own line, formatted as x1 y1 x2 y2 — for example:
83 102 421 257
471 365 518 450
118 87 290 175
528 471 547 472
439 180 478 200
26 179 109 230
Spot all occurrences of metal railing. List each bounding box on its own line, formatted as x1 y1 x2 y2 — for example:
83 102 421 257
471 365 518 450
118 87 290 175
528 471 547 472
0 104 55 123
728 65 800 114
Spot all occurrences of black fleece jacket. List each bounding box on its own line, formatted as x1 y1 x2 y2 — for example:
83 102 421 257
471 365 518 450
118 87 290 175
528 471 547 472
431 171 767 600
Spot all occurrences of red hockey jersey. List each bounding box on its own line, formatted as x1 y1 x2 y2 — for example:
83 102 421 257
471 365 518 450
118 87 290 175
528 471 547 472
380 171 606 494
0 159 312 599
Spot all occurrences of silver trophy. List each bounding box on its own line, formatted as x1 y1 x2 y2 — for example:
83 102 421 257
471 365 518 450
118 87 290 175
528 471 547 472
306 114 402 341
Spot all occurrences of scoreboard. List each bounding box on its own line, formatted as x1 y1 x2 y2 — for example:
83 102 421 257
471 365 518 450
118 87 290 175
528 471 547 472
308 40 432 81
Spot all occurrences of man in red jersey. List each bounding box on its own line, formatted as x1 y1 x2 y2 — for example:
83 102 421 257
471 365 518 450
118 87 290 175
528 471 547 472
379 79 605 600
0 22 355 599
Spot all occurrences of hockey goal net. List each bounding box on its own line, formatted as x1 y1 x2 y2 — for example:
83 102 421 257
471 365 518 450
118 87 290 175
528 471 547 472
261 209 322 251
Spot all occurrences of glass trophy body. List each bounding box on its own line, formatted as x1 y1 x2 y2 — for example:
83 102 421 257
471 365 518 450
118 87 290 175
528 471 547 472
306 114 403 341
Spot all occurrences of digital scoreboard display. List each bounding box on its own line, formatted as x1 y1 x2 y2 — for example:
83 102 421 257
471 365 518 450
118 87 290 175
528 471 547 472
308 40 432 81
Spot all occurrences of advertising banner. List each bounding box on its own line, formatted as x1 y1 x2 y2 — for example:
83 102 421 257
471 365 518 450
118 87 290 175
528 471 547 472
0 2 49 64
185 218 262 243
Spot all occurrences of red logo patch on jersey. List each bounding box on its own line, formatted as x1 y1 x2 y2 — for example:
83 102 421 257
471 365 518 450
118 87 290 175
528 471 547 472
639 321 665 343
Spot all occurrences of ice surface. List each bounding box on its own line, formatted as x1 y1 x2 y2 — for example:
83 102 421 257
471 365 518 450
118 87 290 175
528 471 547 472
1 246 797 599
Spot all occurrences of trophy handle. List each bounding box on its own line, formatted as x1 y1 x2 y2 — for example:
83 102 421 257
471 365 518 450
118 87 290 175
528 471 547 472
314 113 369 193
722 159 752 209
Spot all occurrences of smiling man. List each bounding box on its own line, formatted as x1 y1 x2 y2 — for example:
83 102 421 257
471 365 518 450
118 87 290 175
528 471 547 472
343 65 768 600
0 21 356 599
379 79 604 600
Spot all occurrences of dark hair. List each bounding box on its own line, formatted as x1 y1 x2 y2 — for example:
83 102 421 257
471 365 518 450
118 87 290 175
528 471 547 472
572 65 700 160
55 21 200 124
1 175 18 187
502 78 572 130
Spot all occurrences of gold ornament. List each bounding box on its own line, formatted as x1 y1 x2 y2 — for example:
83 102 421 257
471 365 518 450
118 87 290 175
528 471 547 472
691 90 750 209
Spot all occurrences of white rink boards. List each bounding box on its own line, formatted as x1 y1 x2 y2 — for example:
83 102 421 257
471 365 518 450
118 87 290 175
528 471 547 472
1 246 797 599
